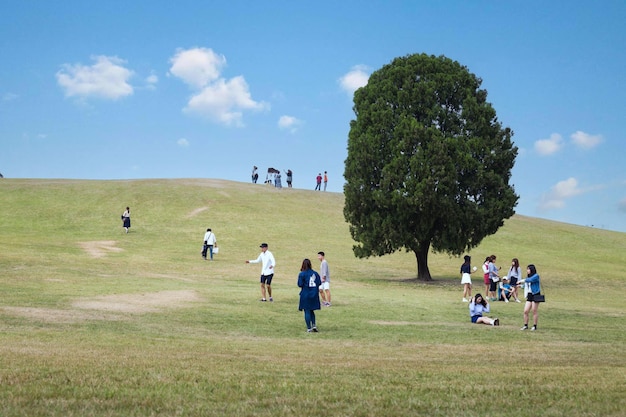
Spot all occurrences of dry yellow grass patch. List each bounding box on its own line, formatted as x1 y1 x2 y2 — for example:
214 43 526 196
78 241 124 258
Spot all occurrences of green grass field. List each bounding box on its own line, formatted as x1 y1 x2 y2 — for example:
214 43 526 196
1 178 625 417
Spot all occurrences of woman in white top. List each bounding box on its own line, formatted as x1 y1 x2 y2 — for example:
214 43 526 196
507 258 522 303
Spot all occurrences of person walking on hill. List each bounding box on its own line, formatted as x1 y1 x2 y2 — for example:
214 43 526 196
202 228 217 260
121 207 131 233
246 243 276 302
317 251 331 306
298 258 322 332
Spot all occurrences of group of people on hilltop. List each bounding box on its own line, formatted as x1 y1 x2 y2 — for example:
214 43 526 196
252 166 293 188
461 254 543 331
252 166 328 191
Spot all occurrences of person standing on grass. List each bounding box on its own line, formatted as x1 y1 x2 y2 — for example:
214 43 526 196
252 166 258 183
286 169 293 187
315 173 322 190
518 264 542 331
121 207 131 233
323 171 328 191
507 258 522 302
482 256 491 297
488 255 501 301
460 255 475 302
298 258 321 332
317 251 331 306
469 294 499 326
202 228 217 260
246 243 276 302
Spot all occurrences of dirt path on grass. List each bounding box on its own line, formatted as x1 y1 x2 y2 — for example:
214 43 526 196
2 290 203 323
79 241 124 258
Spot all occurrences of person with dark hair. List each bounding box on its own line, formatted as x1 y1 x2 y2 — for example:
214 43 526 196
298 258 321 332
246 243 276 302
315 173 322 191
202 228 217 260
482 256 491 298
252 166 258 183
317 251 331 306
469 294 499 326
507 258 522 302
460 255 476 302
121 207 131 233
518 264 542 331
488 255 501 301
286 169 293 187
323 171 328 191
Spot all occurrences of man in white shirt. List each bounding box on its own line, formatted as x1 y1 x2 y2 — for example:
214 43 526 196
202 228 217 260
246 243 276 302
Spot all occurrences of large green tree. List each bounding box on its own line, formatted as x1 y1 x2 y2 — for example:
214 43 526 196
344 53 519 281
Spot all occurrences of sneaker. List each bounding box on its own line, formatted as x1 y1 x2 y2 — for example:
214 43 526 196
531 325 537 331
516 299 521 303
462 298 468 303
312 327 318 332
504 298 509 303
260 298 267 302
269 297 273 302
307 328 313 333
494 318 500 326
520 325 528 331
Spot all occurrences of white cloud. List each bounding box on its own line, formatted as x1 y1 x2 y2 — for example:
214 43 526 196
2 92 18 101
278 115 302 133
145 73 158 90
168 47 226 89
538 177 605 210
571 130 602 149
339 65 370 95
170 47 268 126
183 75 269 126
177 138 189 147
56 55 134 100
534 133 564 156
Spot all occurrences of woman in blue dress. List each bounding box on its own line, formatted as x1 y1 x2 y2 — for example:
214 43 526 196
297 258 321 332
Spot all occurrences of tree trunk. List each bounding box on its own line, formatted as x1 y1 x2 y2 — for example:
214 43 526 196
415 242 432 281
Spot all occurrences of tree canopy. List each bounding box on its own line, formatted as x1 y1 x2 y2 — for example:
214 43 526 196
343 53 519 281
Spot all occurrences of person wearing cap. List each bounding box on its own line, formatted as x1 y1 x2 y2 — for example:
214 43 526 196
246 243 276 302
317 251 331 306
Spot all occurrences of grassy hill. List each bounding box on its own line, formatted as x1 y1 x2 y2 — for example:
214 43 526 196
1 178 624 416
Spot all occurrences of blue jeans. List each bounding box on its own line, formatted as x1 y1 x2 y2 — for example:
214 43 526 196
304 310 316 329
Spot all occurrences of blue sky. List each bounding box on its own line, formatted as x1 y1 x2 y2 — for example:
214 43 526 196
1 1 625 232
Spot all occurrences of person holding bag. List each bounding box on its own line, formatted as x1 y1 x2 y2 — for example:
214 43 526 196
518 264 543 331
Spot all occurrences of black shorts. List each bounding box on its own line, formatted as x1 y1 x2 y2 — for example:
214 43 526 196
489 280 498 291
260 274 274 285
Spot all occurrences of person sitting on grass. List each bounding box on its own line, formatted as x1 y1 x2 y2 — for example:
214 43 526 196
469 294 499 326
499 278 513 303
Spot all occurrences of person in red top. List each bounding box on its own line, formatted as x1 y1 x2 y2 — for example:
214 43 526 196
315 173 322 190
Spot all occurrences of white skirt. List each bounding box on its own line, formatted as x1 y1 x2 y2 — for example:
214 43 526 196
461 273 472 284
